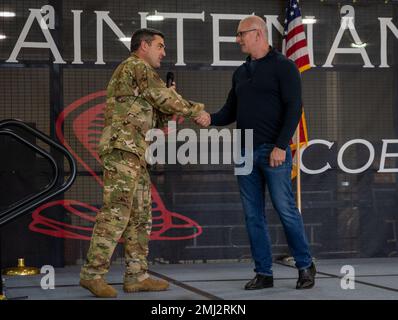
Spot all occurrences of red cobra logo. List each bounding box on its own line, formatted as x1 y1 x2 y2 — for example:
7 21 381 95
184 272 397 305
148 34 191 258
29 91 202 241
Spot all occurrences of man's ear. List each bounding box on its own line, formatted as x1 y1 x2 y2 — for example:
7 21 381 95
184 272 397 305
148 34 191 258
141 40 149 52
256 29 263 40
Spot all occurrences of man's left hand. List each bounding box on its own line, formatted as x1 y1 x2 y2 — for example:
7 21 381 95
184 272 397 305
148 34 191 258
269 147 286 167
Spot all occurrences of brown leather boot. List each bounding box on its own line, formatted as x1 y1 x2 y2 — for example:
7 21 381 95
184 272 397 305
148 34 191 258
79 278 118 298
123 277 169 292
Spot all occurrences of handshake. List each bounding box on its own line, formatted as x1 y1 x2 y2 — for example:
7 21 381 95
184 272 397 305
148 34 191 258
194 111 211 127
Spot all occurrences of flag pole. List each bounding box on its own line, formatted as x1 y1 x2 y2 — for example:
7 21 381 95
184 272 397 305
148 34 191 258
296 122 302 213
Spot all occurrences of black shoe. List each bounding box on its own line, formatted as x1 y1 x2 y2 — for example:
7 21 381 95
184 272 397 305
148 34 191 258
244 274 274 290
296 262 316 289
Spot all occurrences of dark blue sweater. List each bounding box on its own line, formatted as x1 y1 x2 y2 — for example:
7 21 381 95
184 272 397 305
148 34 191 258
210 47 302 150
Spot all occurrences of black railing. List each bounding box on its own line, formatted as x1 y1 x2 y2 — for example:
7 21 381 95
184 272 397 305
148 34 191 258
0 119 77 298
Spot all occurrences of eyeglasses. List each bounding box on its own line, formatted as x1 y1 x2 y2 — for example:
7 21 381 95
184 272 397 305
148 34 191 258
236 28 258 38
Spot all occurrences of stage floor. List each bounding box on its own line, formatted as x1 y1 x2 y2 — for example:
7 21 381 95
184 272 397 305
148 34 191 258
3 258 398 300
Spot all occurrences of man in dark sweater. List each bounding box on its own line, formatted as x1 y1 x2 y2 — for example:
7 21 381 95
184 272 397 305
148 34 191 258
195 15 316 290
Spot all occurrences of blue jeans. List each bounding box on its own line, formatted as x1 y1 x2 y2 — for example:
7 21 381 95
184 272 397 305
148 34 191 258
236 143 312 276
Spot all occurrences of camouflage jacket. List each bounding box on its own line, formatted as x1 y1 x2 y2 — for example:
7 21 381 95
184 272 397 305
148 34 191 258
98 53 204 166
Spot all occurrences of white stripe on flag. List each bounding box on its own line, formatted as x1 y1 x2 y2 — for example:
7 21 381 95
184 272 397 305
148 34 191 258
287 47 309 61
286 32 306 52
287 16 303 33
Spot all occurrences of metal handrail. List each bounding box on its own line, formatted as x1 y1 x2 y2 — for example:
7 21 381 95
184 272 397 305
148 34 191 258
0 119 77 298
0 129 59 217
0 119 77 226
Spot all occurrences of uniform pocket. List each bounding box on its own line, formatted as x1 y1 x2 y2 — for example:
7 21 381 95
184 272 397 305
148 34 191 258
102 150 141 207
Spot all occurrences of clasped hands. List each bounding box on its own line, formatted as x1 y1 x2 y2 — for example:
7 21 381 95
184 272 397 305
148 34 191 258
194 111 211 127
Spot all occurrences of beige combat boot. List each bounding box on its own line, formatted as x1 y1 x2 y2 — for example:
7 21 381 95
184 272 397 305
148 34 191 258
123 277 169 292
79 278 118 298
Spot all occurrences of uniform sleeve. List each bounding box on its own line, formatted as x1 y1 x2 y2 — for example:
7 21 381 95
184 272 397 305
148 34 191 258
134 63 204 118
104 62 138 128
154 109 173 129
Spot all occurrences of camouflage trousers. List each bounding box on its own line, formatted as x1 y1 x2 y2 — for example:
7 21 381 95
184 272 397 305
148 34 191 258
80 149 151 284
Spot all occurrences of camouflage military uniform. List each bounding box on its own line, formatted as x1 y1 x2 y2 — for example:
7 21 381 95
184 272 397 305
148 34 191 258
80 53 204 284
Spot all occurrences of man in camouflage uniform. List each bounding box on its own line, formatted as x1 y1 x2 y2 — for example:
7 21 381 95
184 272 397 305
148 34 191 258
79 28 205 298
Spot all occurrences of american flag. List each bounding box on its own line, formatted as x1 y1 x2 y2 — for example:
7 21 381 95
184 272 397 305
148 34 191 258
282 0 310 179
282 0 311 72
